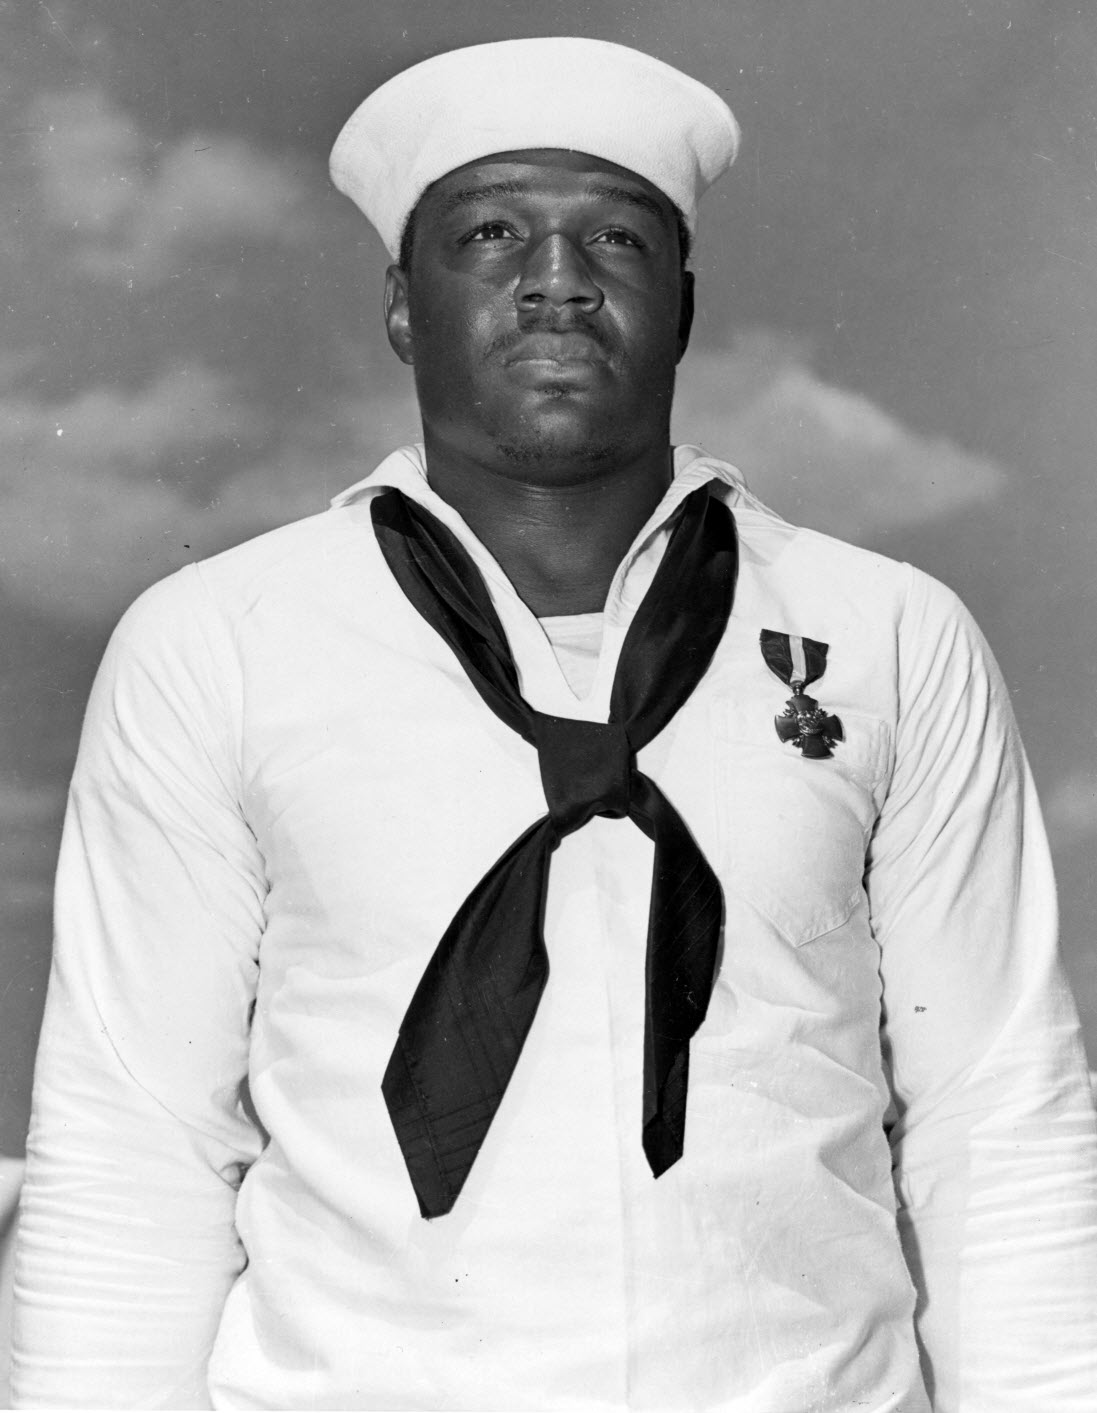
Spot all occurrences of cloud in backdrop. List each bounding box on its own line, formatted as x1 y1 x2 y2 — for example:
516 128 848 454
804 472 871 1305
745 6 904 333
30 87 312 284
673 334 1006 540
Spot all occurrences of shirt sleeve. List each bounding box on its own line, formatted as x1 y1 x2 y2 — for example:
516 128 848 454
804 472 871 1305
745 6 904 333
11 566 267 1409
867 565 1097 1411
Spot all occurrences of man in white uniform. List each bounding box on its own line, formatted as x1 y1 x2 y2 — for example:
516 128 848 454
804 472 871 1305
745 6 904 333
12 36 1097 1412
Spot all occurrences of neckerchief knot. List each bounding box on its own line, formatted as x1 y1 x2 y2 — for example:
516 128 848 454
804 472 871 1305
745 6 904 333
531 713 632 834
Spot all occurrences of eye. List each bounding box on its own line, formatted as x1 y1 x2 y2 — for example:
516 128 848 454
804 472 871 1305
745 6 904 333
592 227 643 248
463 221 518 244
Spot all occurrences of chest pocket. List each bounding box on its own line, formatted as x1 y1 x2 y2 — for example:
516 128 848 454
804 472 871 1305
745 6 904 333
710 701 891 947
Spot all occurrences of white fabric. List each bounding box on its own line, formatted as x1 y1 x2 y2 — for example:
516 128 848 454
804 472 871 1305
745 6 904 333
329 39 740 256
12 445 1097 1411
539 611 604 699
0 1156 23 1409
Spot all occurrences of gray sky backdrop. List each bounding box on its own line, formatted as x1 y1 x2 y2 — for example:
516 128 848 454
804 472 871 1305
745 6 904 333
2 0 1096 1154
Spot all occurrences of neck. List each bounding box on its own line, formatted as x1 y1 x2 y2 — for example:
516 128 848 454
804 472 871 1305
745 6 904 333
421 436 675 617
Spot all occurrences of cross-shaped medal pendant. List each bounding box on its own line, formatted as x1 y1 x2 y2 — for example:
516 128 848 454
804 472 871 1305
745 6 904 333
775 682 844 760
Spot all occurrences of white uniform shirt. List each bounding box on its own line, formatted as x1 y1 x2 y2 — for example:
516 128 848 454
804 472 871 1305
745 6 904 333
13 446 1097 1411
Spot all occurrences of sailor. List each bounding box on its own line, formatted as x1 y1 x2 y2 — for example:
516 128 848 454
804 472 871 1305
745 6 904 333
13 37 1097 1411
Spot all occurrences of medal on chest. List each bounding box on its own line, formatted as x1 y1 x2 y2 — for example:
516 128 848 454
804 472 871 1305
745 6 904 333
760 628 843 760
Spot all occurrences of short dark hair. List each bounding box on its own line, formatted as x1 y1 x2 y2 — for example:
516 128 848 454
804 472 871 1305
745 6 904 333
397 201 693 275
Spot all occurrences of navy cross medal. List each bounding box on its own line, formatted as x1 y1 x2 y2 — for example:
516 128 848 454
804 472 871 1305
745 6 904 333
760 629 843 760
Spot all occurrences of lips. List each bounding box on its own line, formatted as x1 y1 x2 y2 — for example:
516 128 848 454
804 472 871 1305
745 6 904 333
502 333 607 366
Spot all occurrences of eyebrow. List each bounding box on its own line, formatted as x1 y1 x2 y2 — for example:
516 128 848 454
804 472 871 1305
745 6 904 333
438 178 670 228
438 181 530 214
585 183 670 228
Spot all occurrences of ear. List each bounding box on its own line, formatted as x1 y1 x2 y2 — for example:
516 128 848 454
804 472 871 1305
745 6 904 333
676 270 695 364
384 265 414 366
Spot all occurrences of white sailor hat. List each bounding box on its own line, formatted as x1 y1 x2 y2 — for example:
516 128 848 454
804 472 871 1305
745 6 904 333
330 37 740 258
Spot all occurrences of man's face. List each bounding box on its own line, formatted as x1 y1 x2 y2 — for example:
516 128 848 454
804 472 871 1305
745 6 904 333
384 148 694 481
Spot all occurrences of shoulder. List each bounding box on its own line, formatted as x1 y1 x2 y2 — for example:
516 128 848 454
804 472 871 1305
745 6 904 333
736 508 1008 742
726 493 963 644
714 481 992 725
112 504 372 646
85 511 355 727
705 463 920 621
196 505 370 609
698 450 973 638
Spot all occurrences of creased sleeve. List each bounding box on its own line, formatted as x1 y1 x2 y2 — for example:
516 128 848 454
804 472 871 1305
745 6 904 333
867 566 1097 1411
11 566 267 1409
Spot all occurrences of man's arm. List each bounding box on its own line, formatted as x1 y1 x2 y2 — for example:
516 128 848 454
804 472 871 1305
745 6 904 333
12 568 267 1409
868 566 1097 1411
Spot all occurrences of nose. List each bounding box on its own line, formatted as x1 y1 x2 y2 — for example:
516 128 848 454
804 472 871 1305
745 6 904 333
515 234 604 315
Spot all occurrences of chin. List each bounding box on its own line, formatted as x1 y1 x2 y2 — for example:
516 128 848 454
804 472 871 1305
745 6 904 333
491 399 650 475
492 428 627 474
